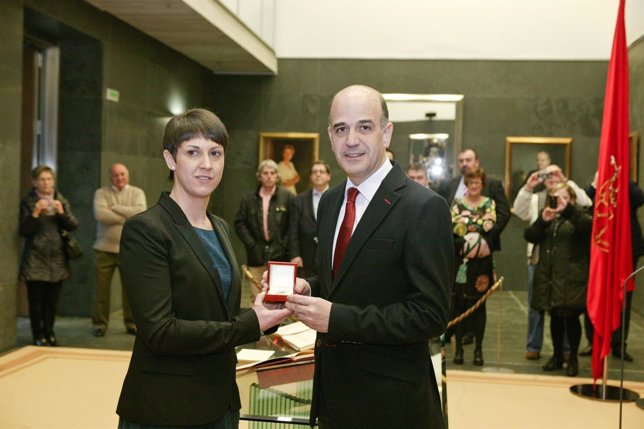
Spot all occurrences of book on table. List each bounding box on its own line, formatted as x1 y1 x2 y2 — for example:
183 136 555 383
273 321 316 351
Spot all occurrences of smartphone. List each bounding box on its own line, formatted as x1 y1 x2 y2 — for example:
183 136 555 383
547 195 558 209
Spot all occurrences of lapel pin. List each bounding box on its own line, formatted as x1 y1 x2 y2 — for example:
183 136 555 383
384 198 391 205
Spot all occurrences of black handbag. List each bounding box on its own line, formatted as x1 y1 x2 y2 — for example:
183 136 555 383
61 230 83 260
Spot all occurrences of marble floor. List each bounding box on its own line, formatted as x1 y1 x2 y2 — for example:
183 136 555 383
10 290 644 383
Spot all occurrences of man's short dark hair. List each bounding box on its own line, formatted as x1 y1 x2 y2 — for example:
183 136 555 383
310 160 331 175
459 148 479 160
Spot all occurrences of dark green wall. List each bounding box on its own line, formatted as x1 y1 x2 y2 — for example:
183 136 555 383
0 0 216 350
212 59 608 292
630 36 644 314
0 0 25 350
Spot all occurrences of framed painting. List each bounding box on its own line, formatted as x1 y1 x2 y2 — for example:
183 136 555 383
259 132 320 194
505 136 572 201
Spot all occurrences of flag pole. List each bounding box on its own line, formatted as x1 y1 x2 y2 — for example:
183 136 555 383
570 266 643 406
602 359 608 400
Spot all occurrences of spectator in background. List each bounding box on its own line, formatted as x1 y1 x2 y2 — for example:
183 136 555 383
438 148 509 252
235 160 293 304
406 163 430 188
19 165 79 346
524 182 592 377
535 150 551 170
513 165 592 360
91 163 147 337
277 144 300 195
385 148 395 161
450 167 496 366
288 160 331 277
579 172 644 362
518 150 552 196
439 148 509 345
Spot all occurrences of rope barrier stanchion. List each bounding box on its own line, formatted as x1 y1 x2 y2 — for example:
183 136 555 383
446 276 503 329
242 265 261 289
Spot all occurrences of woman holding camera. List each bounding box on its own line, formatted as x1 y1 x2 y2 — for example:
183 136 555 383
19 165 79 346
524 182 592 376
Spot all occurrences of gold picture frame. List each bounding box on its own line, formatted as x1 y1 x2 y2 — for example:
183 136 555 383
259 132 320 194
505 136 573 201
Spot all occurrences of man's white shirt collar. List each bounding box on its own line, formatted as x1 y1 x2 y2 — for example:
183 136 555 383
344 159 392 203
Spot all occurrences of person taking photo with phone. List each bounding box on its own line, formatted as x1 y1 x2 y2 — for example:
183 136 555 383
512 164 591 361
524 182 593 376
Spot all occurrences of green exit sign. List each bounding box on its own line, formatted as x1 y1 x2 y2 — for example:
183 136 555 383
105 88 120 102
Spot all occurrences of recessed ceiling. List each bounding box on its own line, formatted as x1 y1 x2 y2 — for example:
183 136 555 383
84 0 277 75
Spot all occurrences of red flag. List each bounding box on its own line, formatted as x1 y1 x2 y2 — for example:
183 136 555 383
587 0 632 383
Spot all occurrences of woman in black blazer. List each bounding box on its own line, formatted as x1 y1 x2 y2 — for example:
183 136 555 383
116 109 292 428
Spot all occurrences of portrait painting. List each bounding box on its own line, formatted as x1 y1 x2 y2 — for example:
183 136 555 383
505 137 572 201
259 132 320 194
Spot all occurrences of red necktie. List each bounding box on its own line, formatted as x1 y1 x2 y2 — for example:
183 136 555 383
333 187 359 277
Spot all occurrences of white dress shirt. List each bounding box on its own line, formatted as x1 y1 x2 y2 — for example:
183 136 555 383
332 159 393 263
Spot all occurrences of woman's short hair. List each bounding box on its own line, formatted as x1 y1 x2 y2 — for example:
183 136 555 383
256 159 280 182
32 165 55 180
162 108 228 179
464 167 486 186
550 182 577 201
162 109 228 157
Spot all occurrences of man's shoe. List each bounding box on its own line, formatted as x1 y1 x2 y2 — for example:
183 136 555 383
33 337 48 346
473 350 484 366
92 327 106 337
526 351 540 360
612 350 634 362
542 356 563 371
126 326 137 335
453 349 464 365
47 335 59 347
579 345 592 356
462 333 474 345
566 360 579 377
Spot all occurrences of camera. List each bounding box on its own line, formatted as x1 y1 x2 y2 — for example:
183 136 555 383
547 195 558 209
538 171 552 181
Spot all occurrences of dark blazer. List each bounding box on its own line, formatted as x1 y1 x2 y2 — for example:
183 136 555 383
234 185 293 266
438 175 510 251
288 189 319 277
116 192 261 426
309 163 454 428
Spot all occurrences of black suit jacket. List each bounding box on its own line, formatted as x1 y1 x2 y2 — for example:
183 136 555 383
438 175 510 251
309 163 453 428
288 189 319 277
116 193 261 426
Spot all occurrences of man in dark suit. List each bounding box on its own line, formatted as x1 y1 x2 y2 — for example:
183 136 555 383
288 160 331 277
438 148 510 251
285 85 453 428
